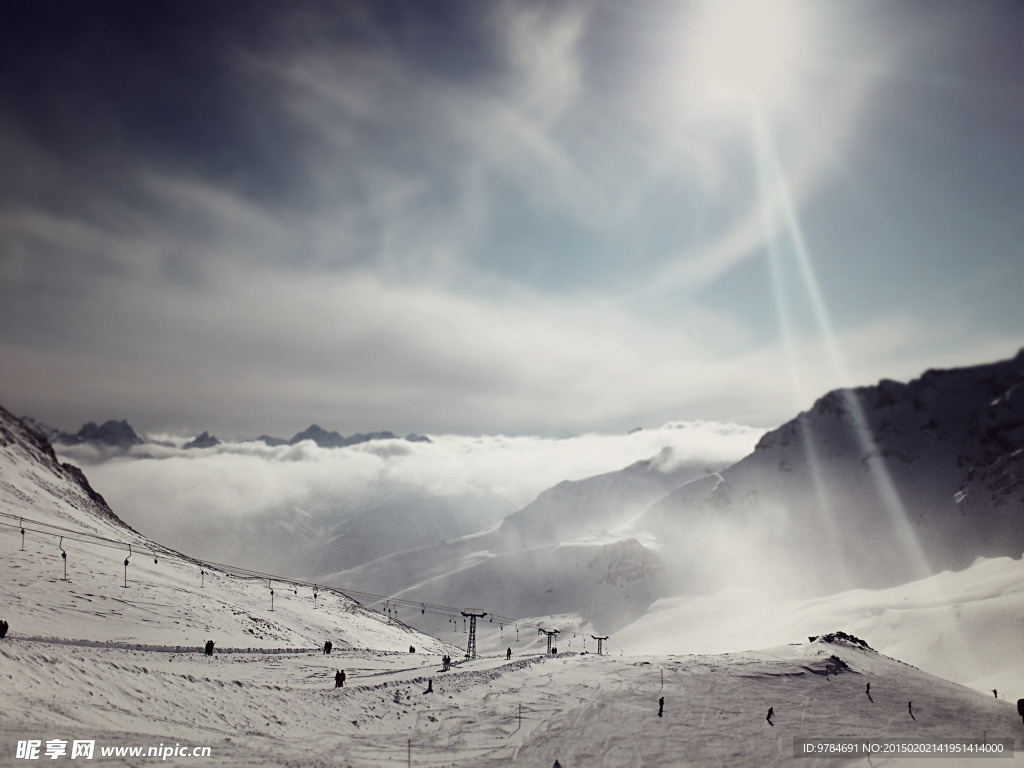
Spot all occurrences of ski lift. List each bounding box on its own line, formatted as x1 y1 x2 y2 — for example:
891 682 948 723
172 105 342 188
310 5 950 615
201 569 205 588
58 536 67 580
20 519 25 551
123 544 132 587
421 603 425 615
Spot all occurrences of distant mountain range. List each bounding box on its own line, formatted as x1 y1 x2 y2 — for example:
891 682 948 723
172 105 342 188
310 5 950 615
20 418 431 452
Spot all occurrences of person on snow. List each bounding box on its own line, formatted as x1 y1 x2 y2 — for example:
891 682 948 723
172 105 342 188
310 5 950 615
658 697 664 717
766 707 774 725
409 645 416 653
335 669 345 688
324 640 332 655
204 640 214 657
908 701 914 718
865 683 870 696
506 647 512 661
0 619 8 638
425 678 433 694
1016 698 1024 723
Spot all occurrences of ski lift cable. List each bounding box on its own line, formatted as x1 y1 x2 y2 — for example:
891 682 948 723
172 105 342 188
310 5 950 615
2 516 556 634
0 512 165 552
0 518 164 560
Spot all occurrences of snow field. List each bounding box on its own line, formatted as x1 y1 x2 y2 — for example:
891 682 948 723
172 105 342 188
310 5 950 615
1 641 1021 767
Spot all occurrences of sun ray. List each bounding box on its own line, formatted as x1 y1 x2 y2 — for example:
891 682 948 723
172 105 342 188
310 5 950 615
751 104 933 585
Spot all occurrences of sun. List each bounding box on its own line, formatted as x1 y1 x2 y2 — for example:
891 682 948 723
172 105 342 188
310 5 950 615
687 0 804 107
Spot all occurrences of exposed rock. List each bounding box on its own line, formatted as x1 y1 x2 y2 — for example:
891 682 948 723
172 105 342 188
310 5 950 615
183 431 221 450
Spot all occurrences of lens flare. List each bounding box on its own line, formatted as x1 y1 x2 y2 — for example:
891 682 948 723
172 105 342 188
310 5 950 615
688 0 803 106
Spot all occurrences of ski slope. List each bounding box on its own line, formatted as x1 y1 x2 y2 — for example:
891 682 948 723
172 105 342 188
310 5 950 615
2 636 1021 766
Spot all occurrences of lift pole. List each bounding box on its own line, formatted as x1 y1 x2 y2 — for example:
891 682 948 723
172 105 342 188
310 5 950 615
538 628 560 655
591 636 608 656
461 610 487 659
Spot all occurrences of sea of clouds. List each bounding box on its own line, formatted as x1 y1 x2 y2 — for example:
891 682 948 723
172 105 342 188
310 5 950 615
58 421 764 574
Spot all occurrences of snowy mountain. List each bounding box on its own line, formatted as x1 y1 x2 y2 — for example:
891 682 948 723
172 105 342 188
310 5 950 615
615 552 1024 702
324 353 1024 637
0 405 449 653
630 350 1024 596
54 419 148 450
153 487 519 580
325 451 724 632
3 407 1021 765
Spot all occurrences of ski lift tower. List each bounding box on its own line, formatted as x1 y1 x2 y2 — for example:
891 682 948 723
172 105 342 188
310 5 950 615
591 636 608 656
538 628 560 655
461 610 487 659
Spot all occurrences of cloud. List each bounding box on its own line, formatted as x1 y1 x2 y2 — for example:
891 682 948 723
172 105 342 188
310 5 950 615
1 0 1021 443
77 419 764 516
62 420 763 575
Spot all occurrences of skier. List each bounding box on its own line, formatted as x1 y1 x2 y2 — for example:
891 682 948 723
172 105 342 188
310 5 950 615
0 619 8 638
506 647 512 661
865 683 870 696
992 689 997 698
204 640 214 657
766 707 774 725
658 697 664 718
335 669 345 688
908 701 914 718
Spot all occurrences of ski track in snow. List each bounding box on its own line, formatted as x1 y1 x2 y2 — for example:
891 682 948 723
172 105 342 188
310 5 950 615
2 640 1022 766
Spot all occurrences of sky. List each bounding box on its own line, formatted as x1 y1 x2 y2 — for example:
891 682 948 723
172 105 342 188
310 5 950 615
2 0 1023 439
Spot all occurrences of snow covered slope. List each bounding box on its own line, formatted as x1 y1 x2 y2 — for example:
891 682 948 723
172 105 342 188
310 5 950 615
325 452 720 632
1 635 1020 766
0 406 449 653
615 553 1024 704
633 351 1024 595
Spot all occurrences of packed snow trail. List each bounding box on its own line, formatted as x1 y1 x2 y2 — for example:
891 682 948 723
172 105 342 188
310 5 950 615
1 640 1021 766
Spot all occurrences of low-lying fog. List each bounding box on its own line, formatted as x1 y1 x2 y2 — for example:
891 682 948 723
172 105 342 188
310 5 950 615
61 421 764 579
